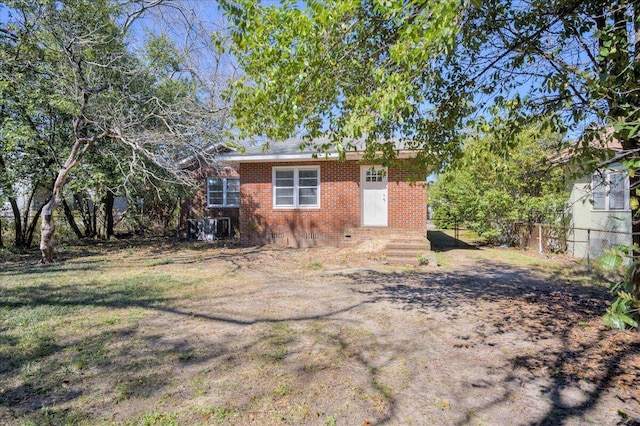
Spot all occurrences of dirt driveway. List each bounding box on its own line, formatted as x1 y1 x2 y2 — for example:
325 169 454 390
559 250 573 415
2 241 640 425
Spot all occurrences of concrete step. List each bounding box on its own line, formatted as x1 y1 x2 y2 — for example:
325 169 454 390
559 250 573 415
340 228 426 247
386 252 435 265
386 256 424 265
386 250 427 257
343 227 425 237
386 240 430 250
384 236 432 266
386 241 430 250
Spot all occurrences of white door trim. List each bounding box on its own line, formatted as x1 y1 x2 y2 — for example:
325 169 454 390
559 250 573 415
360 166 388 226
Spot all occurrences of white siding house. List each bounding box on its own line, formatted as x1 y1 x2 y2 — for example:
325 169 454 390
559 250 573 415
567 163 632 259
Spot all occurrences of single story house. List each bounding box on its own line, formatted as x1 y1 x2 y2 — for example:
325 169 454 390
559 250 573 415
183 138 428 247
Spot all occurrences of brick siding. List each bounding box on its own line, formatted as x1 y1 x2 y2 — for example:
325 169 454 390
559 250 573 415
180 164 240 237
239 160 427 247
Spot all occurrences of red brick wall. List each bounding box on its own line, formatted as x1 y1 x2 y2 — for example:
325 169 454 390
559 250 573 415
180 164 240 237
239 160 427 247
388 166 428 230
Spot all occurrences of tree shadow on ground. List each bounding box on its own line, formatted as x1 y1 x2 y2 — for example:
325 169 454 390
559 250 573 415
0 272 395 425
0 236 244 269
4 242 637 425
427 230 478 252
345 260 640 425
0 241 278 276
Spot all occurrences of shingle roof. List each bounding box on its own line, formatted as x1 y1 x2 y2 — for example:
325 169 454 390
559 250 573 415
240 138 323 155
221 137 415 162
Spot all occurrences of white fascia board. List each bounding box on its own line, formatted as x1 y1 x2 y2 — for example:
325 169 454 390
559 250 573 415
219 150 418 163
219 152 343 162
395 150 417 159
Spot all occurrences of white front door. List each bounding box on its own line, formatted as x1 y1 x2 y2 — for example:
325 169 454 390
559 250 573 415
361 166 388 226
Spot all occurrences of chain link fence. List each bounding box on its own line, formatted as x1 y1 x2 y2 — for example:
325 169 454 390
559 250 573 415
430 220 632 271
519 222 633 270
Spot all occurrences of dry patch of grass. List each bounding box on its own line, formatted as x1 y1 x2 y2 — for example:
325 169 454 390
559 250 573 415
0 242 228 425
0 241 393 425
433 239 618 289
0 238 634 426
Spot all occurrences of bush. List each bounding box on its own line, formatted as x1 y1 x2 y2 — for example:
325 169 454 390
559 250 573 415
430 127 567 246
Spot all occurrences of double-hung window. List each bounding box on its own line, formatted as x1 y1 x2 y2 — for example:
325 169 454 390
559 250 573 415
207 177 240 207
592 170 627 211
273 166 320 208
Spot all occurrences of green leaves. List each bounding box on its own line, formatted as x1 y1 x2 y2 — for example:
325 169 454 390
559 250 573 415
430 124 567 245
600 247 640 330
220 0 640 332
600 252 624 271
222 0 467 156
145 34 182 74
603 310 638 331
1 0 224 249
603 291 639 330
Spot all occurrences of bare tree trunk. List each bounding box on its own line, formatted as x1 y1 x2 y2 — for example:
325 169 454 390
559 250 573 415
62 197 85 239
164 201 177 236
9 198 24 247
24 203 44 248
74 193 96 238
40 198 57 262
102 190 114 239
91 198 98 238
40 137 93 262
7 187 45 248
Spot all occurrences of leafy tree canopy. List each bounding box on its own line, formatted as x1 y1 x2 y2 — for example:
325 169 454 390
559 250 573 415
221 0 638 159
430 126 567 245
222 0 467 165
1 0 227 257
219 0 640 313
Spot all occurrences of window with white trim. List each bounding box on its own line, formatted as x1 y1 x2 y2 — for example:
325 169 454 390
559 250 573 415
273 166 320 208
592 171 627 211
207 177 240 207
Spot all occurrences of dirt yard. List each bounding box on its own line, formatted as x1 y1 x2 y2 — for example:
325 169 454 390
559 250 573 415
1 239 639 425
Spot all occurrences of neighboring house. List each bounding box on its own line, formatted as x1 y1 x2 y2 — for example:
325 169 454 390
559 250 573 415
211 138 429 247
0 179 50 219
567 161 632 259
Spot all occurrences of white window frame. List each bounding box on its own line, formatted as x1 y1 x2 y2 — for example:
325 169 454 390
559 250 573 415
207 177 240 208
592 170 628 211
272 166 320 209
365 168 384 182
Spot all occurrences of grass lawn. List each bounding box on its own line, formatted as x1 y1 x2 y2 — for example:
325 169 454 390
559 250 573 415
1 238 639 425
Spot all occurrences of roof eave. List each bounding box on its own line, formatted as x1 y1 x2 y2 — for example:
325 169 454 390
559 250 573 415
218 150 418 163
178 143 232 168
218 152 341 163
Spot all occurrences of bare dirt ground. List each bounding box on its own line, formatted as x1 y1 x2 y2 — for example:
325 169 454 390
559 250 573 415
1 239 640 425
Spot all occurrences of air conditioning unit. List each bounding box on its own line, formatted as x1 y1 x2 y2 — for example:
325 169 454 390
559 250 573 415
186 218 232 240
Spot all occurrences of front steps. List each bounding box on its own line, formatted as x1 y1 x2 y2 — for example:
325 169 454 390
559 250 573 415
340 227 425 247
385 237 433 266
339 227 432 266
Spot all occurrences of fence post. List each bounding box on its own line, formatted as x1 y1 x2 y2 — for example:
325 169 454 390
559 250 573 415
454 218 459 245
538 223 543 254
586 228 591 272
